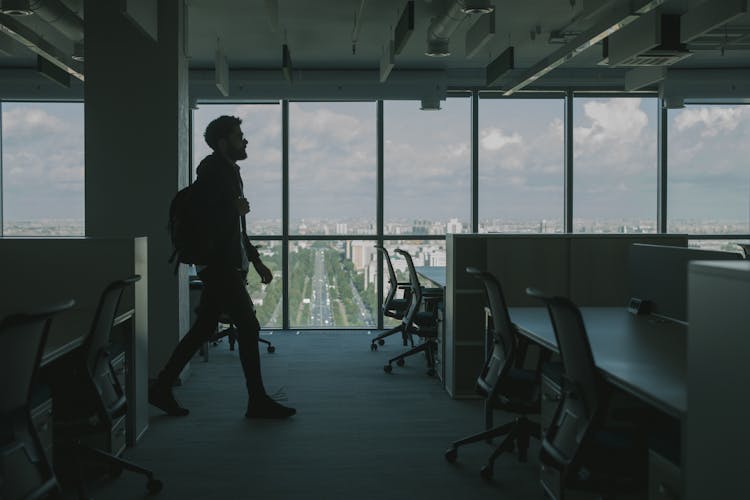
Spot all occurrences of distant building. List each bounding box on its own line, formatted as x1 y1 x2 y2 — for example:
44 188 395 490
336 223 347 234
446 218 463 234
429 252 446 266
350 241 374 270
412 219 430 234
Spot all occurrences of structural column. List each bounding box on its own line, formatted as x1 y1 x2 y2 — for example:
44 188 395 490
84 0 190 378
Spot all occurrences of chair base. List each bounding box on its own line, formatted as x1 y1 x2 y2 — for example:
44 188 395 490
370 324 408 351
445 415 540 480
208 327 276 353
61 442 162 499
383 337 437 376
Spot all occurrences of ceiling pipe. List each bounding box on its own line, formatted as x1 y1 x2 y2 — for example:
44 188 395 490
426 0 493 57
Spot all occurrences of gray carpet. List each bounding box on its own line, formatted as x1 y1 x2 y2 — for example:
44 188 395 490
89 331 545 500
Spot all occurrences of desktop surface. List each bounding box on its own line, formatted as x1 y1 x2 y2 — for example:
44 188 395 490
416 266 446 288
510 306 687 418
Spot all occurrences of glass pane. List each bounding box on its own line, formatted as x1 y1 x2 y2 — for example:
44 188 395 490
245 240 283 328
1 102 84 236
668 105 750 235
289 102 376 236
479 98 564 233
384 99 470 235
192 104 282 235
573 97 658 233
288 240 378 328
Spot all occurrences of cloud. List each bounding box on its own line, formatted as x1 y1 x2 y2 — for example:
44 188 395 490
480 128 523 151
2 106 70 137
673 106 749 137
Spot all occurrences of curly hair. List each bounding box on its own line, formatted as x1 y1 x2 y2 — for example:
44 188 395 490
204 115 242 151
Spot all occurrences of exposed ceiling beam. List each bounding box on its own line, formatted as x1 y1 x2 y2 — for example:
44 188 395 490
501 0 665 96
0 13 83 81
680 0 748 43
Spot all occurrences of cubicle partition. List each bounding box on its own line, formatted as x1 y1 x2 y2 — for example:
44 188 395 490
629 243 743 322
443 234 688 399
0 237 149 444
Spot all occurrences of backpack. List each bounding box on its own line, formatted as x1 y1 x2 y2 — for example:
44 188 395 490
167 183 213 270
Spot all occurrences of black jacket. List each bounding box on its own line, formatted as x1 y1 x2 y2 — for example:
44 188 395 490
193 152 260 269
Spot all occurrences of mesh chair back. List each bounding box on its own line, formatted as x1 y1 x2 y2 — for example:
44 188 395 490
376 245 400 313
526 288 600 468
82 276 140 418
84 276 140 374
0 300 73 500
394 249 423 329
467 268 515 395
0 300 75 415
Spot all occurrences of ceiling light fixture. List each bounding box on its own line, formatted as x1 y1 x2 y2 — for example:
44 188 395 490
461 1 494 15
0 0 33 16
425 38 450 57
71 41 84 62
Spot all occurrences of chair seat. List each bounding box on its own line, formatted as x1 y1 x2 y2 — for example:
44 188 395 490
493 368 540 413
384 298 409 319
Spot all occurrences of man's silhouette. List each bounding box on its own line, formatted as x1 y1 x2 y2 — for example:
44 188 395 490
150 115 295 419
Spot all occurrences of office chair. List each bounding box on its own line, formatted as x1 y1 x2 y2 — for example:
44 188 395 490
444 268 542 480
370 245 413 351
209 314 275 353
526 288 648 500
50 276 162 499
1 299 74 500
189 276 275 358
383 249 443 376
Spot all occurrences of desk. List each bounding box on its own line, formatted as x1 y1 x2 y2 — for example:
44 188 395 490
416 266 446 288
509 307 686 418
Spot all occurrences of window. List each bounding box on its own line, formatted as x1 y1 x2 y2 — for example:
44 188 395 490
668 105 750 235
573 97 658 234
289 102 376 236
288 240 378 328
479 98 564 233
192 104 282 235
384 99 471 235
1 102 84 236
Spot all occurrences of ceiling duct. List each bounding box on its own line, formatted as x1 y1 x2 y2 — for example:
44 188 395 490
426 0 493 57
32 0 84 42
606 13 691 67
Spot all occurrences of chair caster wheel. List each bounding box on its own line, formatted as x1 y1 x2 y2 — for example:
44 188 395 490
384 364 393 373
444 447 458 463
370 343 377 351
267 345 275 353
147 478 163 494
426 368 436 377
480 465 493 481
396 358 405 367
377 339 385 346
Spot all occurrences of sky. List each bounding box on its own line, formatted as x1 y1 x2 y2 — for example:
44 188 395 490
1 98 749 232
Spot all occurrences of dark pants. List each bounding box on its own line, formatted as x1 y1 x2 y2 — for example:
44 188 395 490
158 266 266 400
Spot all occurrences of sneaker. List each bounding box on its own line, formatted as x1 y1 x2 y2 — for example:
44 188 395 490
149 382 190 416
245 397 296 419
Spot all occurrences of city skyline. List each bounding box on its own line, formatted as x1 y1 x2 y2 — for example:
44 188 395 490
2 99 749 235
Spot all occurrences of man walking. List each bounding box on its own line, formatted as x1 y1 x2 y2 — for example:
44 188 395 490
150 115 295 419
